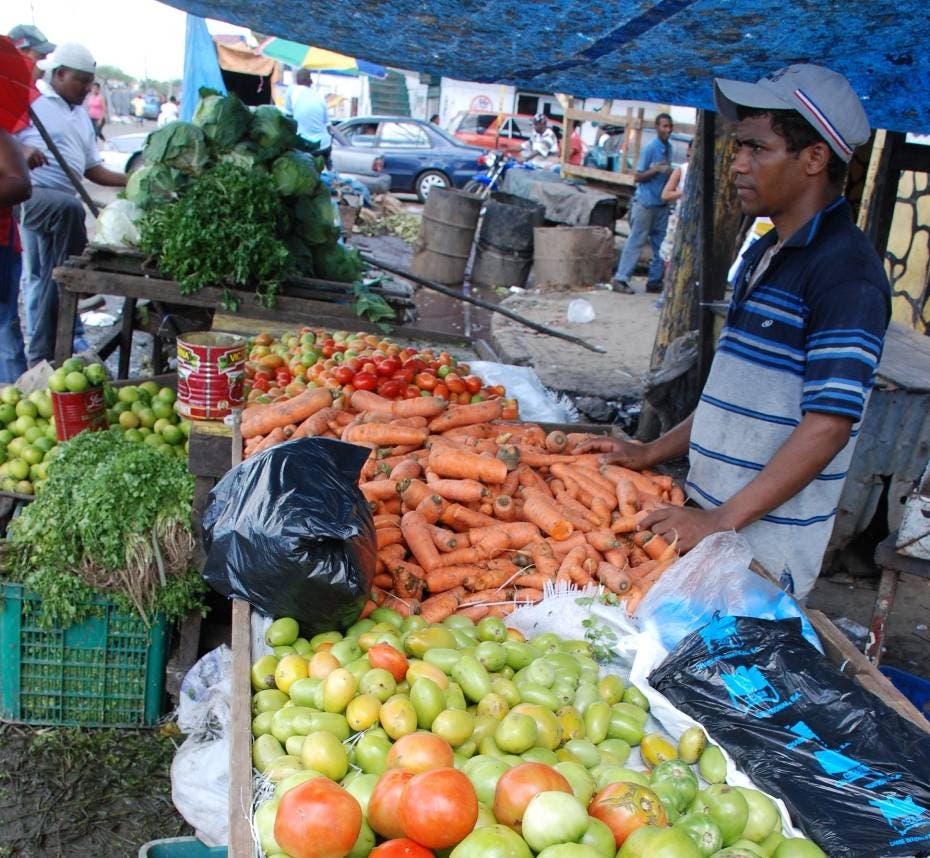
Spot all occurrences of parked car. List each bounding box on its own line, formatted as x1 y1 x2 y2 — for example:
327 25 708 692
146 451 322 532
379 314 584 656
143 96 161 121
449 111 563 155
99 132 148 173
333 116 484 201
330 129 391 195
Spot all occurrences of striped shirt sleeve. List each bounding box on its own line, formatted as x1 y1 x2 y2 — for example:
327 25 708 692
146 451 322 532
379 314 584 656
801 280 888 419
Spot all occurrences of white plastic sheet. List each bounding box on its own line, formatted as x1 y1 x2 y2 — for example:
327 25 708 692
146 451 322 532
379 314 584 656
467 360 577 423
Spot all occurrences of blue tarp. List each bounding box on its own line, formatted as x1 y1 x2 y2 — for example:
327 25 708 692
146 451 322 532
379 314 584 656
181 14 227 122
163 0 930 134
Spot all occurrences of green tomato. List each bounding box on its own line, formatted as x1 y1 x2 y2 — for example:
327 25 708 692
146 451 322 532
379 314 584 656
675 811 723 857
450 823 532 858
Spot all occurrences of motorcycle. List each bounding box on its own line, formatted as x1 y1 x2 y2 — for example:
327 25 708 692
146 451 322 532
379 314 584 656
464 151 540 199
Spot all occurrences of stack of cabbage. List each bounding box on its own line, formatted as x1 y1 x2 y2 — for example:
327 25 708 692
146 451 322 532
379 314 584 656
98 92 363 304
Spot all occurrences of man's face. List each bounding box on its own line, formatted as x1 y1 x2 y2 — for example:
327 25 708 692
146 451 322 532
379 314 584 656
731 114 810 219
533 120 547 134
52 67 94 106
656 117 673 142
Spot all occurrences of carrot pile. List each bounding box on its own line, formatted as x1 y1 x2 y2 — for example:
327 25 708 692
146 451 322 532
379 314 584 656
239 387 686 620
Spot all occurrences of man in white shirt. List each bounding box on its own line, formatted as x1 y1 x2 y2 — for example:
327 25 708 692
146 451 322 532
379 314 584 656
520 114 559 165
157 96 179 128
284 70 333 168
15 43 126 365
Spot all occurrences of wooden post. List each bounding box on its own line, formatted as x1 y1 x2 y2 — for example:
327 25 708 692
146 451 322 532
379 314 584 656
698 111 717 384
55 285 79 366
228 598 253 858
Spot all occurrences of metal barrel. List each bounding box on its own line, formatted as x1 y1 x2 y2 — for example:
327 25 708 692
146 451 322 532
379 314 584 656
410 188 483 285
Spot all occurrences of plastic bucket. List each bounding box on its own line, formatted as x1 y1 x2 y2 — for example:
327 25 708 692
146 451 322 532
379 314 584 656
51 387 107 441
176 332 246 421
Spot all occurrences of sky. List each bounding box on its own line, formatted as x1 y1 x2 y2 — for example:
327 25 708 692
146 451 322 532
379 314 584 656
0 0 248 81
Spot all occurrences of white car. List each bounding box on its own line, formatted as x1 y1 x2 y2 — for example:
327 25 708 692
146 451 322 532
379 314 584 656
99 133 148 174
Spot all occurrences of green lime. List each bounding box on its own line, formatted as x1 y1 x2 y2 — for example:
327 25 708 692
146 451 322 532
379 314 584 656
137 408 156 429
8 459 30 480
32 463 48 481
12 416 35 436
14 479 33 495
21 446 43 466
117 386 140 403
47 371 68 394
62 357 84 374
153 417 171 434
33 437 54 453
44 424 57 441
151 400 174 420
118 411 141 430
138 427 152 437
0 386 21 405
0 403 15 424
0 477 15 492
140 381 160 397
124 428 144 443
113 401 130 415
161 424 184 446
65 372 89 393
144 433 166 448
84 364 107 387
15 400 37 419
23 427 42 444
156 387 177 405
180 420 191 438
0 429 12 448
7 437 26 458
130 399 148 416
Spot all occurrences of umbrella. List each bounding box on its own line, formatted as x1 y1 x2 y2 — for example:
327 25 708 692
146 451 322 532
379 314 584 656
257 37 386 78
0 35 38 133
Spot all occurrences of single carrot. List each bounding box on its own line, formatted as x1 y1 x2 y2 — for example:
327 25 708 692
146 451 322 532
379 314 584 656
360 599 378 619
553 491 597 532
440 503 498 532
515 448 579 468
414 493 447 524
605 547 631 569
425 473 489 504
611 510 651 534
351 389 447 418
401 510 442 571
377 543 406 566
247 426 287 456
596 561 632 594
379 497 402 515
376 590 419 617
499 468 521 498
493 494 517 521
623 587 645 615
361 412 428 428
547 532 588 557
628 545 651 566
487 604 516 619
428 398 503 433
455 604 490 622
438 529 510 567
376 527 403 550
545 430 568 453
600 464 662 498
393 559 425 581
616 478 639 517
426 565 484 592
590 495 612 528
633 530 673 562
517 464 552 497
443 424 494 440
400 478 433 510
516 572 555 590
464 566 517 591
373 573 394 589
345 423 430 448
521 489 573 541
420 588 465 622
428 447 508 485
360 479 402 502
473 521 540 549
526 541 560 577
513 588 544 604
427 524 463 552
460 588 513 607
389 458 423 480
392 563 426 600
373 514 402 530
241 387 333 439
558 545 588 581
587 529 621 553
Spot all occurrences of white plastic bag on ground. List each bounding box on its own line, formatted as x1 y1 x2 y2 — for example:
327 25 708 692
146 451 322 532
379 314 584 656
467 360 577 423
170 645 233 847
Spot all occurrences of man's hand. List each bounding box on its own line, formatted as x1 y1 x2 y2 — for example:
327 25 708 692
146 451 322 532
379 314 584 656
21 145 47 169
640 503 731 553
573 436 656 470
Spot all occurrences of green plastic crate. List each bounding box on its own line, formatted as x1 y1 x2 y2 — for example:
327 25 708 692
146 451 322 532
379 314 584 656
0 582 169 727
139 837 227 857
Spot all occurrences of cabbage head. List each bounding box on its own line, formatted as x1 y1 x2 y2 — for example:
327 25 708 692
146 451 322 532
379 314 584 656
124 164 182 210
93 200 143 248
311 242 364 283
218 141 261 170
249 105 299 159
143 122 209 175
271 151 320 198
193 93 251 151
292 190 340 246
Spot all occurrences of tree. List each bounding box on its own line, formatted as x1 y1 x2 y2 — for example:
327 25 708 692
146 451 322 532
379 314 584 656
96 64 135 86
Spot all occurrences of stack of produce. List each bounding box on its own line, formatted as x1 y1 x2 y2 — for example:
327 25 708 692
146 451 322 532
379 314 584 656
249 609 827 857
0 363 188 496
243 327 514 412
99 92 366 310
4 428 205 627
240 389 680 611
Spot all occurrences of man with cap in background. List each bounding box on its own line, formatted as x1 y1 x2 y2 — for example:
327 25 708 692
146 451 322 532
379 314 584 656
8 24 55 79
15 42 127 366
581 65 890 600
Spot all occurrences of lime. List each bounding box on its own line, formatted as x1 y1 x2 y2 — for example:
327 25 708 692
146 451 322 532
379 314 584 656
21 446 43 466
140 381 160 397
136 407 155 429
34 417 47 430
180 420 191 438
84 364 107 387
33 437 54 453
130 399 148 416
0 403 15 424
35 395 53 419
117 386 140 403
44 424 57 441
151 400 174 420
43 447 59 462
153 417 171 434
65 372 89 393
14 479 33 495
7 437 26 458
8 459 30 480
29 463 43 481
12 416 35 436
47 371 68 393
144 433 166 448
15 400 37 419
33 479 46 494
157 387 177 405
0 477 14 493
113 401 130 415
62 357 84 374
138 427 152 437
104 385 117 407
161 424 184 446
105 409 118 425
124 428 144 443
0 386 21 405
118 411 141 430
0 429 13 447
23 427 42 444
136 388 151 404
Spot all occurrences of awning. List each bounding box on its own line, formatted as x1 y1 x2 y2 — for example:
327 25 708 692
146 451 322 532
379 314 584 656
257 37 386 78
161 0 930 134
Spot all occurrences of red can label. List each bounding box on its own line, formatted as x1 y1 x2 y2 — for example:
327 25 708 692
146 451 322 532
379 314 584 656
176 332 246 421
51 388 108 441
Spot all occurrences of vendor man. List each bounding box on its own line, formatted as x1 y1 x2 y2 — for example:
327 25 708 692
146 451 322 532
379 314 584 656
584 65 890 600
15 43 126 365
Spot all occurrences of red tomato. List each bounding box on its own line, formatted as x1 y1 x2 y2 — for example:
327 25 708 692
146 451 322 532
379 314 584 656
490 385 507 397
387 732 454 774
347 357 363 372
367 643 409 682
438 352 454 366
403 358 426 374
392 367 415 384
433 383 450 400
376 357 400 377
588 782 668 848
445 373 466 395
370 839 434 858
369 769 414 840
456 392 471 404
399 768 478 850
353 372 378 391
274 777 362 858
493 763 572 836
415 372 437 391
334 366 355 386
404 385 421 399
463 375 482 395
252 377 269 392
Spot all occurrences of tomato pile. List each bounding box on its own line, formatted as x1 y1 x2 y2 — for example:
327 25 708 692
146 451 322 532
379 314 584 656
250 610 827 858
244 329 518 418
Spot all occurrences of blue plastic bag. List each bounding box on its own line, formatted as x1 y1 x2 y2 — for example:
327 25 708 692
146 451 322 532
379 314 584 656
635 531 822 652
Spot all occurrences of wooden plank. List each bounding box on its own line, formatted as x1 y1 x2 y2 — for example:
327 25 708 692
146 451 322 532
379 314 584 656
188 420 233 479
565 108 697 135
561 163 636 186
875 322 930 393
228 598 253 858
54 285 79 366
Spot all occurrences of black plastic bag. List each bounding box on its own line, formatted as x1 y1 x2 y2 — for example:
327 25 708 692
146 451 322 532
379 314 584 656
202 437 376 636
649 616 930 858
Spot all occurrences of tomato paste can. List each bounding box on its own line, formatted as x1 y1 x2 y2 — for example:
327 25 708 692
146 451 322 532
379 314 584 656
176 332 246 420
51 387 108 441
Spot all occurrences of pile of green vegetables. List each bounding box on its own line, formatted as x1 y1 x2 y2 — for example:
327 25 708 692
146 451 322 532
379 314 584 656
122 91 365 309
4 429 206 628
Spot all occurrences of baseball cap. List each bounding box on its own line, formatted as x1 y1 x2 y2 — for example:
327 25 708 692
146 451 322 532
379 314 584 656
714 64 870 163
533 113 547 123
37 42 96 75
8 24 55 56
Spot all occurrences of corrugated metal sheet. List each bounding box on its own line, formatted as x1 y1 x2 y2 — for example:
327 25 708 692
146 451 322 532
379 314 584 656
163 0 930 134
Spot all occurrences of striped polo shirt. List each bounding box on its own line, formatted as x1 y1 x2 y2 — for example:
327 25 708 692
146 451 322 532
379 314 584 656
688 197 890 598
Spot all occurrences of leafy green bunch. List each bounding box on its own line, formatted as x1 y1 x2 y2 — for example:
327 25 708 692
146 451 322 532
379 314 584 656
6 429 206 628
140 162 290 310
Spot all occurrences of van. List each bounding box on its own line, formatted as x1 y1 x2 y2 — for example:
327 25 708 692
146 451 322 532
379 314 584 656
449 111 562 154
